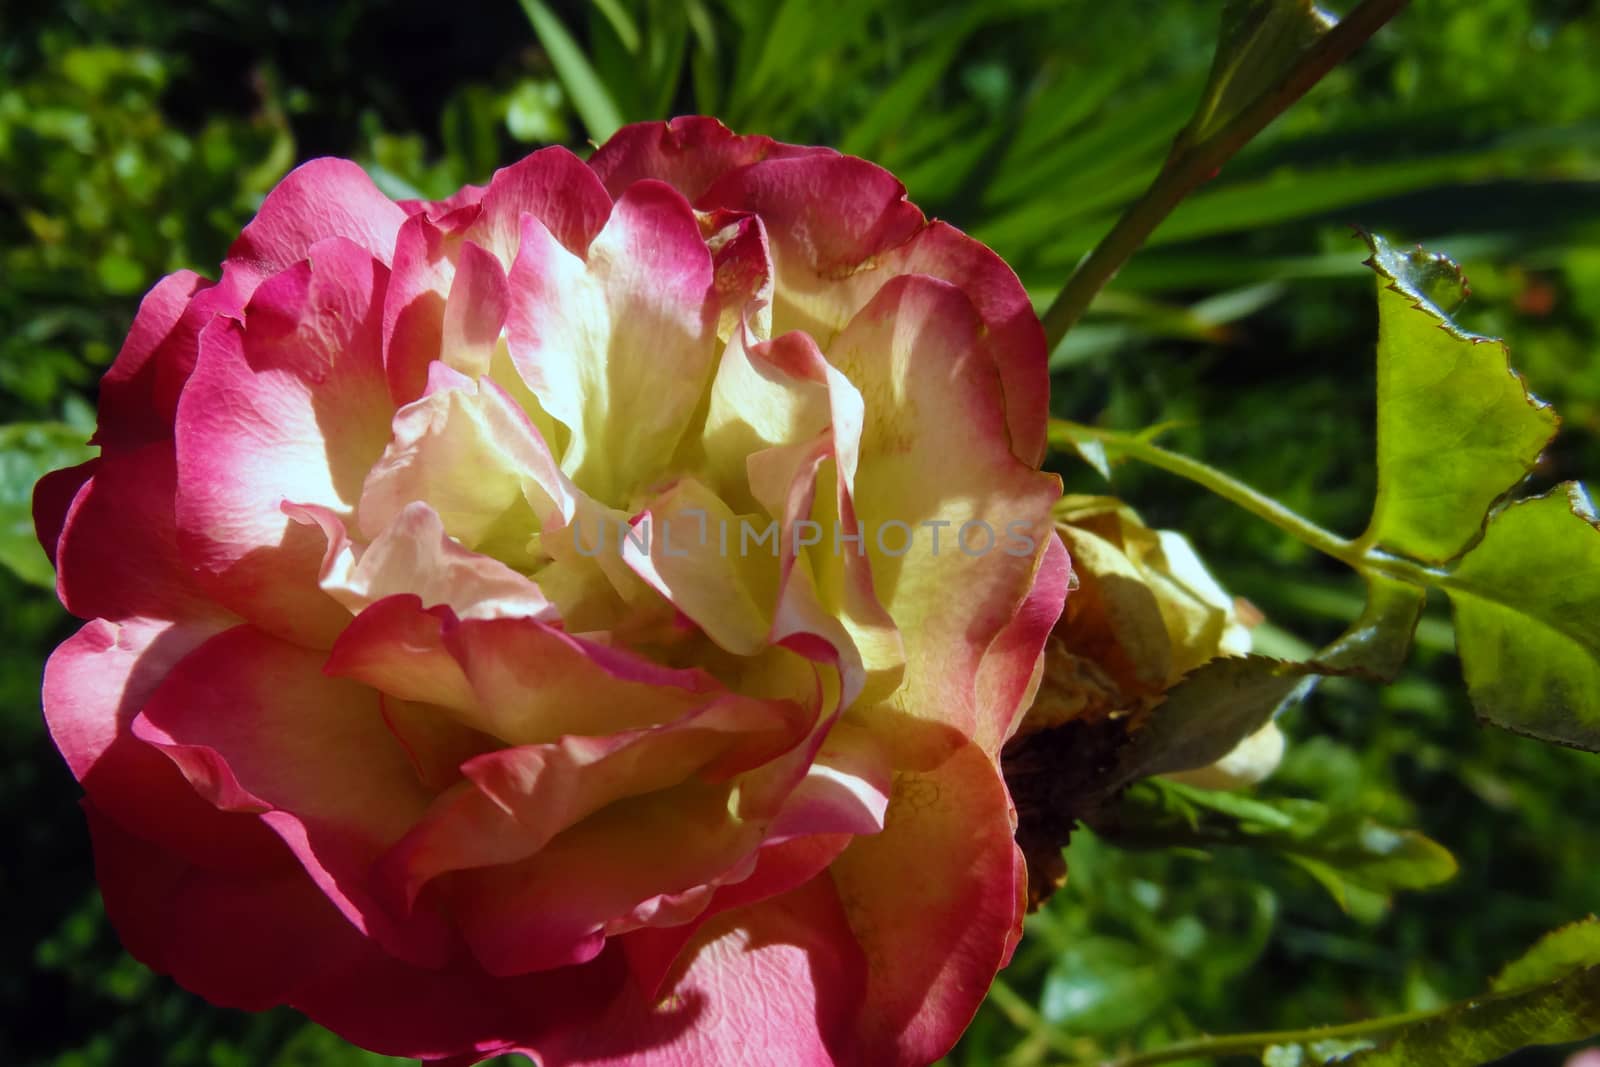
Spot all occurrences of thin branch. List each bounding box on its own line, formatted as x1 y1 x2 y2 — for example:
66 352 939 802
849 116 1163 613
1040 0 1410 349
1050 420 1445 589
1092 1004 1442 1067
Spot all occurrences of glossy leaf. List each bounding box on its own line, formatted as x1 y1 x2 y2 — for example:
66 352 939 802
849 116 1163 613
1111 655 1313 783
1363 233 1558 564
1347 965 1600 1066
1109 780 1458 914
1317 572 1425 682
1491 917 1600 993
1446 484 1600 751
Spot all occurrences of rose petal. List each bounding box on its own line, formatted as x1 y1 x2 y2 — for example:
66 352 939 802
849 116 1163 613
175 237 396 646
505 181 718 506
700 152 924 294
83 797 349 1010
86 800 612 1061
440 239 510 379
825 275 1061 746
382 213 457 405
378 692 810 912
92 270 211 448
44 617 277 871
132 625 449 966
326 595 721 745
291 500 556 622
450 780 770 976
32 458 95 571
974 531 1072 752
466 145 613 267
588 117 829 204
358 372 568 568
828 727 1025 1065
527 874 868 1067
226 157 407 281
56 444 233 624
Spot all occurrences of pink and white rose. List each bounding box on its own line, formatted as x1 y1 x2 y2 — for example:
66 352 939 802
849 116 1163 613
34 117 1068 1065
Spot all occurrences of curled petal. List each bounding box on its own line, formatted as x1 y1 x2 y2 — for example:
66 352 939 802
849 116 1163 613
289 500 556 622
382 213 458 405
975 532 1072 753
506 181 718 506
700 153 924 287
56 445 232 624
132 626 449 966
588 116 829 203
378 692 811 911
86 802 618 1060
175 238 395 646
467 145 614 266
32 458 96 573
92 271 213 449
45 616 275 870
358 373 568 567
826 275 1061 746
226 158 407 281
828 727 1026 1065
450 782 767 975
326 595 721 745
531 874 868 1067
441 239 510 379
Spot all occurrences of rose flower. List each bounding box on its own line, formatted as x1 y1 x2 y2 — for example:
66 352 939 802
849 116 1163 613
34 117 1068 1065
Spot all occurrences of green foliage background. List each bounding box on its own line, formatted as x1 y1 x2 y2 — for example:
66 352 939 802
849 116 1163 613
2 1 1597 1064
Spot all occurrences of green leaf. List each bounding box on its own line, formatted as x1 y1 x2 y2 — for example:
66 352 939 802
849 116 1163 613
1184 1 1335 147
517 0 625 141
1491 917 1600 993
1109 780 1458 916
1346 965 1600 1066
1445 484 1600 750
1362 233 1559 564
589 0 641 53
1317 573 1425 682
1112 655 1314 784
1039 936 1170 1034
0 421 94 588
838 40 962 159
1108 570 1424 785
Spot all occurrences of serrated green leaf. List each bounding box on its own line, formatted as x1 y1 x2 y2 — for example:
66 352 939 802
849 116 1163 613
1184 1 1335 147
1362 233 1559 564
1113 655 1314 783
1317 573 1425 682
1445 484 1600 750
1110 780 1457 917
1347 964 1600 1066
1039 936 1169 1034
1491 917 1600 993
1 421 94 588
517 0 625 141
1108 571 1424 785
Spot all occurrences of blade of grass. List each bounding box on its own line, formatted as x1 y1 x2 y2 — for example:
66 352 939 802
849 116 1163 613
517 0 626 141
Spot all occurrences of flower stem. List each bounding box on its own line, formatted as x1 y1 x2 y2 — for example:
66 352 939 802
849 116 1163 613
1039 0 1410 350
1049 420 1447 589
1051 422 1362 566
1093 1004 1443 1067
